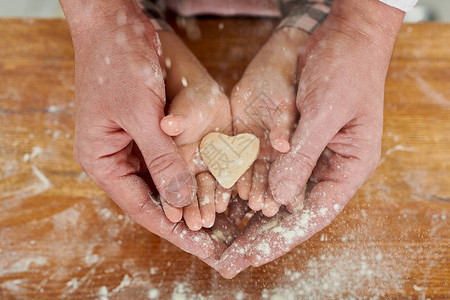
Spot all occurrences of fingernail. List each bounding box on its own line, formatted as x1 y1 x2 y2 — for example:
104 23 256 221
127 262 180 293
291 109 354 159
272 136 290 153
273 180 299 205
202 218 214 228
188 221 202 231
165 172 195 207
160 114 185 136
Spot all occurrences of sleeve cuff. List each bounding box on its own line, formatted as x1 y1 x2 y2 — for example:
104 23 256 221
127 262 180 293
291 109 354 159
378 0 418 12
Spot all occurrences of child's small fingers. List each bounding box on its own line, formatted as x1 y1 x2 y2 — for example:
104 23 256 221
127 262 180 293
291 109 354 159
160 114 186 136
228 196 251 224
197 172 216 228
262 191 281 217
270 100 298 153
183 194 202 231
236 167 253 201
215 185 231 213
248 160 269 211
161 197 183 223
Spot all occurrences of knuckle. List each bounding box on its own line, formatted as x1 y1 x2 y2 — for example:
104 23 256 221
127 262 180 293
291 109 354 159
169 221 184 236
291 152 317 173
73 148 111 189
126 197 152 220
91 168 109 189
147 151 182 178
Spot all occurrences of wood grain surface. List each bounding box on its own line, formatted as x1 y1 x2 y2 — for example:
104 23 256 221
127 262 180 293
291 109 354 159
0 18 449 299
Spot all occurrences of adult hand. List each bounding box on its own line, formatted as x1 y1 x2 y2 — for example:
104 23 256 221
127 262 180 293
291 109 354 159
219 0 405 278
60 0 220 261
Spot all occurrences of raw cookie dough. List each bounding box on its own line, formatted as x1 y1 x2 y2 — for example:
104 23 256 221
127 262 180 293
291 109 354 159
200 132 260 189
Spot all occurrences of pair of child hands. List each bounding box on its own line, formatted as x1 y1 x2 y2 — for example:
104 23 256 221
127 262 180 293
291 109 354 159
156 28 309 230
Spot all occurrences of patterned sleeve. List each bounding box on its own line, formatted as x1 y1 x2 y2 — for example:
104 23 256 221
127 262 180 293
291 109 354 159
137 0 173 32
276 0 332 34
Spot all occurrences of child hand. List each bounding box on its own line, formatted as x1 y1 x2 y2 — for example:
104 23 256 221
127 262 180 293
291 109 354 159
230 28 309 217
158 31 233 230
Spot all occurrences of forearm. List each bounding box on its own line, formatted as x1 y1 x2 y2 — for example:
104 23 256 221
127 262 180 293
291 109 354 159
331 0 405 46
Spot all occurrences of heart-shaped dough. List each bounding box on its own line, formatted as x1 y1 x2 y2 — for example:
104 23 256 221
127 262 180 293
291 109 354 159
200 132 260 189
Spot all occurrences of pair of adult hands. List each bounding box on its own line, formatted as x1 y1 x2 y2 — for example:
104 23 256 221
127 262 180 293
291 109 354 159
68 0 404 278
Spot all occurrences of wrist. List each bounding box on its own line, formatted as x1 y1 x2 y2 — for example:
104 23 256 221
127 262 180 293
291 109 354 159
330 0 405 48
59 0 139 48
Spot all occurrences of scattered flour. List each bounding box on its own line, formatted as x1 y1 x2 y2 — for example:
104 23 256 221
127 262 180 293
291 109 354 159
148 288 160 299
0 257 47 276
53 207 80 229
23 146 43 162
111 274 132 295
379 144 415 165
84 254 99 266
0 165 52 202
98 286 109 300
66 278 79 291
261 245 411 299
200 195 211 206
172 282 190 300
0 279 28 293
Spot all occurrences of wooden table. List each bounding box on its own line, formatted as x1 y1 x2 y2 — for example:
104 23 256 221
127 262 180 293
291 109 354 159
0 18 449 299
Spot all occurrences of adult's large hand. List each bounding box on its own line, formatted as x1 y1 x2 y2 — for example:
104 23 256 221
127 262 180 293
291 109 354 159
219 0 405 278
60 0 222 261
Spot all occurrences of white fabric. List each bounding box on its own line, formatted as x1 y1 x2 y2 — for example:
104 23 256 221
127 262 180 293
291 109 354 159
379 0 418 12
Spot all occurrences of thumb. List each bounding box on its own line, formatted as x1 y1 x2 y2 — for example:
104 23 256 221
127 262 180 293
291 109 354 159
269 104 297 153
126 110 195 208
269 98 298 153
269 110 343 205
269 126 291 153
160 114 186 136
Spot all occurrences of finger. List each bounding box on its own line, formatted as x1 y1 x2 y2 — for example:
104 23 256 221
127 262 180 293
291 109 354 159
125 109 195 208
218 237 251 279
197 172 216 228
228 195 251 224
262 191 280 217
95 158 213 259
285 186 306 213
218 212 270 279
160 196 183 223
248 151 374 267
199 233 228 271
247 181 349 267
248 160 269 211
236 166 252 200
201 214 241 270
269 126 291 153
160 114 186 136
215 185 232 214
269 102 297 153
183 194 202 231
269 109 345 205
